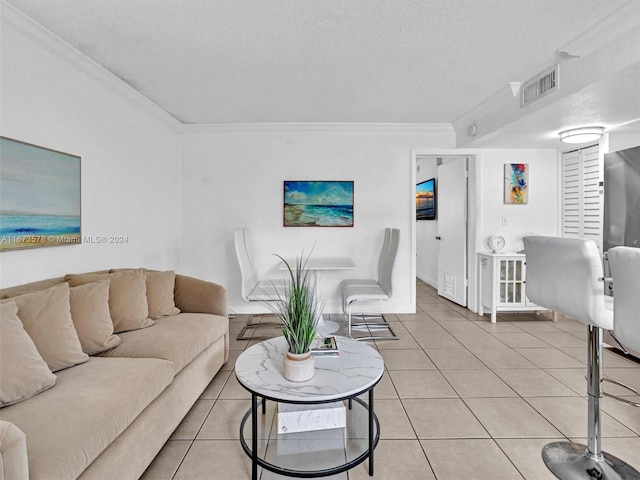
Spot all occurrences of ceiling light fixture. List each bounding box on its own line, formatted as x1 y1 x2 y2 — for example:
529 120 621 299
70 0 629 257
558 126 604 144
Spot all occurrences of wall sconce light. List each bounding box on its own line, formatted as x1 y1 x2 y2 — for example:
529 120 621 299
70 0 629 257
558 126 604 144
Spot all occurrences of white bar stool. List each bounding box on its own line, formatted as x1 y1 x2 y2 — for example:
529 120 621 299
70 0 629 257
524 236 640 480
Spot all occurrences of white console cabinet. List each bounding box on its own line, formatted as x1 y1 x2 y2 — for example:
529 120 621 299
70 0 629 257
477 252 546 323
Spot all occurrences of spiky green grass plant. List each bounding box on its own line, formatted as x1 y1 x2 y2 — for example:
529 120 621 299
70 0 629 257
271 253 322 354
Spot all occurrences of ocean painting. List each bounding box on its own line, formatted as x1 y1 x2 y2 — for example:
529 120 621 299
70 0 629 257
284 181 354 227
0 137 81 251
504 163 529 204
416 178 436 220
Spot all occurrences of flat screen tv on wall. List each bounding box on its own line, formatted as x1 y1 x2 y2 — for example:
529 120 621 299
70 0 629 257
604 145 640 251
416 178 436 220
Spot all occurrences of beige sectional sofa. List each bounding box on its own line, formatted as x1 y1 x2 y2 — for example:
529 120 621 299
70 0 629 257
0 269 229 480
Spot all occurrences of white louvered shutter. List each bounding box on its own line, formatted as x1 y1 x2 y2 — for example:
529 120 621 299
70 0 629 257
561 144 603 251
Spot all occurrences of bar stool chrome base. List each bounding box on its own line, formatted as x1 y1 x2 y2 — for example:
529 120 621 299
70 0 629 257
542 442 640 480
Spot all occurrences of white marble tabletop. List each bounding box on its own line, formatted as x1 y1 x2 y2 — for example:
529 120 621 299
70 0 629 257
235 336 384 403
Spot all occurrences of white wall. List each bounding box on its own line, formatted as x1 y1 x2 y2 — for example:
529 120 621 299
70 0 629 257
415 156 438 286
469 148 559 311
475 150 559 253
180 125 455 314
0 8 182 287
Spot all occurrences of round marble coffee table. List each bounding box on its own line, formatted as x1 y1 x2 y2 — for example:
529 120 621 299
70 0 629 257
235 336 384 480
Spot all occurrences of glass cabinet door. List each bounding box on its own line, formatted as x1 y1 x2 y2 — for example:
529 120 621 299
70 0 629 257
498 258 525 306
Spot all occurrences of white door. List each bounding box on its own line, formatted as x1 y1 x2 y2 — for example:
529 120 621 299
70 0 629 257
437 157 468 306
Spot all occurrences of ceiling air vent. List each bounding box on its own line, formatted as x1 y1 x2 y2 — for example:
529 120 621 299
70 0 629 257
520 64 558 107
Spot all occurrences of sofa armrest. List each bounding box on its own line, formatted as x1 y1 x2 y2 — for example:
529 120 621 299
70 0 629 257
174 274 227 317
0 421 29 480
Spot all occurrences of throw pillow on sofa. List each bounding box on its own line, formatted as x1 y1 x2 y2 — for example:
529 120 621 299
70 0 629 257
146 270 181 319
65 268 154 333
69 280 122 355
0 301 57 407
2 283 88 372
110 268 181 319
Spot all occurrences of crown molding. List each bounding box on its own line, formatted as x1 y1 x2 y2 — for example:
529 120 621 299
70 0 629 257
558 0 640 57
179 122 453 134
1 1 182 132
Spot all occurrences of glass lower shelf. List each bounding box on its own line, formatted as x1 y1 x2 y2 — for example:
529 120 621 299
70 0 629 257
240 396 379 476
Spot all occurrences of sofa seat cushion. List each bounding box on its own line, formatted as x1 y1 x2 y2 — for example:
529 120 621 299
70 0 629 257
97 313 228 374
0 357 174 480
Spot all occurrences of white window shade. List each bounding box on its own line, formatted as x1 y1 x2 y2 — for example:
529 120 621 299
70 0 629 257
562 144 603 251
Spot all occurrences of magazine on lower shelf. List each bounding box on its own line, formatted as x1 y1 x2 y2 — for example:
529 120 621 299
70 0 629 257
310 336 339 356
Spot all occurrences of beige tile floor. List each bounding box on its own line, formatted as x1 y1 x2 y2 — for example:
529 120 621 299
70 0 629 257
141 279 640 480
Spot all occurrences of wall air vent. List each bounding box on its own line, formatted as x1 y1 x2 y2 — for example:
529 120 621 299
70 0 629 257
520 64 558 107
443 272 456 298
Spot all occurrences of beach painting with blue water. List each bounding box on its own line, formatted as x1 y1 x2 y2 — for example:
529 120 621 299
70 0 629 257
1 137 81 251
284 181 354 227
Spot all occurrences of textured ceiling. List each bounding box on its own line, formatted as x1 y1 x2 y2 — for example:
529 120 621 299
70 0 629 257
4 0 631 124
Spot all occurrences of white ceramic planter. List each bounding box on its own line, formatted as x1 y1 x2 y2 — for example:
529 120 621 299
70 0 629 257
283 351 315 382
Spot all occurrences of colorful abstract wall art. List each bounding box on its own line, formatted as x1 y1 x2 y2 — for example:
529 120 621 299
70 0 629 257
284 181 354 227
504 163 529 204
0 137 81 251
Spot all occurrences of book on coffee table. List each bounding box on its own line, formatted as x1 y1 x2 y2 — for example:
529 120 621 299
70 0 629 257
310 336 339 356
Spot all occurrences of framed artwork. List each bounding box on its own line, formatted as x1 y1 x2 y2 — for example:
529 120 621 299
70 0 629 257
0 137 81 251
416 177 436 220
284 181 354 227
504 163 528 204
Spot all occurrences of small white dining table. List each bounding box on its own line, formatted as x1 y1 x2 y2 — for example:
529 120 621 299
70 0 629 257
279 257 356 334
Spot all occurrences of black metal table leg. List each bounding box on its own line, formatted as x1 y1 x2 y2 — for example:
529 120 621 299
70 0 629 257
251 393 258 480
369 388 374 476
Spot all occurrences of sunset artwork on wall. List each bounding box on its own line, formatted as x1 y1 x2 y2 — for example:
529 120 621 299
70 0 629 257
504 163 529 204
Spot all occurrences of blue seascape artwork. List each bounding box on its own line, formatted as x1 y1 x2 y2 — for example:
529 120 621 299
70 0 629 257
284 181 354 227
0 137 81 251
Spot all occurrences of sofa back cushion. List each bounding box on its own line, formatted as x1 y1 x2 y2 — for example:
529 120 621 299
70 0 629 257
0 357 174 480
0 301 57 407
69 280 122 355
0 277 65 299
65 268 153 333
4 283 88 372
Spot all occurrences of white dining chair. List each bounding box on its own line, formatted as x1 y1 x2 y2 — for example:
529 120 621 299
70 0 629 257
234 229 286 339
340 228 399 340
523 236 639 480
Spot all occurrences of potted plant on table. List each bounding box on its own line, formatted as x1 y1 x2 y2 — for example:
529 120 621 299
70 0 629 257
271 253 323 382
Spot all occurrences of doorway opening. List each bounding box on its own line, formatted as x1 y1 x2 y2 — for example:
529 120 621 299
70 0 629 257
413 154 471 308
